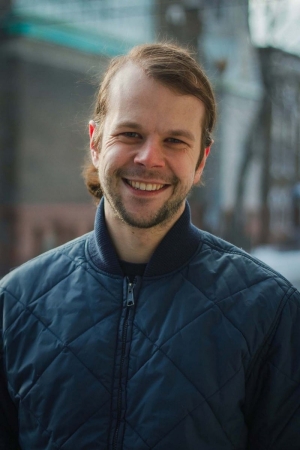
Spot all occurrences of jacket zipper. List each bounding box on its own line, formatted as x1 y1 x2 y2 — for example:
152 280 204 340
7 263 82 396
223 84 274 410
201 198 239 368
112 278 136 450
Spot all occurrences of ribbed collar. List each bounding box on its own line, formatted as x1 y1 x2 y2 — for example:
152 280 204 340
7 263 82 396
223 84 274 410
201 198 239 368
87 199 203 277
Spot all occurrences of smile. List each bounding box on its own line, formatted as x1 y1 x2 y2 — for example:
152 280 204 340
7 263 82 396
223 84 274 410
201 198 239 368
126 180 165 191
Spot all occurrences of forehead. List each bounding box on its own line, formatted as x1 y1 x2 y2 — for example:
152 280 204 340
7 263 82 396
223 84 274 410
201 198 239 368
106 63 205 130
108 63 168 109
110 62 148 94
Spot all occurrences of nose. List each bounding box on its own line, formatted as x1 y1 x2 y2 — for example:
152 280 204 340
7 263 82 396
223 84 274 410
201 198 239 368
133 138 165 168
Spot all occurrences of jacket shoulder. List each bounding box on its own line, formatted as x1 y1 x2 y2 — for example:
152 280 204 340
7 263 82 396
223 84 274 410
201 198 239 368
190 229 296 298
186 230 300 367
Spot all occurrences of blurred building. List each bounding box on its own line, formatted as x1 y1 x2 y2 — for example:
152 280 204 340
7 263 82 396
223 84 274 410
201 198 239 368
0 38 106 275
251 47 300 246
198 0 263 249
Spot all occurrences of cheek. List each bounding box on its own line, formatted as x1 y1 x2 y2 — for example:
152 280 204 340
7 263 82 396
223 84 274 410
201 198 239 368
104 143 133 168
98 147 125 178
174 159 200 184
182 165 203 188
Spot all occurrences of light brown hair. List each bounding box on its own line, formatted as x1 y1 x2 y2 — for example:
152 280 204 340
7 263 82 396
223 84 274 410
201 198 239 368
83 42 217 202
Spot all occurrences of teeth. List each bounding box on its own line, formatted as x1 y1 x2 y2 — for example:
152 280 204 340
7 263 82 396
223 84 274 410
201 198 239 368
128 180 164 191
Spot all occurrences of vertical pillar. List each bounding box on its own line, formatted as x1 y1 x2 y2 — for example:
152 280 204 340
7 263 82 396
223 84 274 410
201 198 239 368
0 0 18 276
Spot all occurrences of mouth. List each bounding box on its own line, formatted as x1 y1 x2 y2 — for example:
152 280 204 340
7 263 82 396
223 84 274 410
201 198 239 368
125 179 166 192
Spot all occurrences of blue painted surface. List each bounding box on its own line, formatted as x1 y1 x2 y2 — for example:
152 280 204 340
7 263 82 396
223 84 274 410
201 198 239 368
5 14 132 56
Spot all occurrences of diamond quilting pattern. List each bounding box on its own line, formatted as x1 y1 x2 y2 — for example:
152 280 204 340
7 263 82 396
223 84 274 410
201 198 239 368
160 305 248 395
132 274 213 351
6 306 64 398
126 348 205 447
125 272 253 448
27 267 122 344
67 311 120 391
20 349 110 449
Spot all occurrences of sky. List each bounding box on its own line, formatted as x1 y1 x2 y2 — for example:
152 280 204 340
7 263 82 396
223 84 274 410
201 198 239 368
249 0 300 56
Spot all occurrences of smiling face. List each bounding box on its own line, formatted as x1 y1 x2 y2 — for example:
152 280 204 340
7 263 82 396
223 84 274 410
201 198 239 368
90 63 209 231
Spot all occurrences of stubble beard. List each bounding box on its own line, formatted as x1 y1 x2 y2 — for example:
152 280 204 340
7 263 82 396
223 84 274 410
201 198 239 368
102 169 193 229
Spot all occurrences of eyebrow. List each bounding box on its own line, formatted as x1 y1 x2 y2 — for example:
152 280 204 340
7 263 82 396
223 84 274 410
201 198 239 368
115 121 142 130
115 121 195 142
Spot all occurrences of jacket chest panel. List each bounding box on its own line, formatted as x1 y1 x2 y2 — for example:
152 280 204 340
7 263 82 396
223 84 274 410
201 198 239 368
7 273 125 449
122 278 250 448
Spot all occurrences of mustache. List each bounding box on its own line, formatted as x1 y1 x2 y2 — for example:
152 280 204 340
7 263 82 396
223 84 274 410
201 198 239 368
115 168 179 185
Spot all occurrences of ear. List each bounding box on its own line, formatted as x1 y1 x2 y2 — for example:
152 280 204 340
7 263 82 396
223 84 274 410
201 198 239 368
89 120 99 167
205 145 211 158
193 145 211 185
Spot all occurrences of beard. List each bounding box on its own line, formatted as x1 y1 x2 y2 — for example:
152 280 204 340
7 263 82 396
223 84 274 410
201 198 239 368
101 167 192 229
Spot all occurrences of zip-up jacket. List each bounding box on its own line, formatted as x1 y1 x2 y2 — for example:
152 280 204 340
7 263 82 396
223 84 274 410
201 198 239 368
1 201 300 449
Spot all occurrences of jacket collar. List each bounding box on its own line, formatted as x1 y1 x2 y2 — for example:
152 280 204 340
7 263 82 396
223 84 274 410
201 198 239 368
87 198 203 277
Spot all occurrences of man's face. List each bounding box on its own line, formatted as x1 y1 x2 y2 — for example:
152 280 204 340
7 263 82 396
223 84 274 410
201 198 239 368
90 63 209 230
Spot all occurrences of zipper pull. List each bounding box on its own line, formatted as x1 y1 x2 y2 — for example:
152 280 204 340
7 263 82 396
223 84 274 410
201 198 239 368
126 281 135 307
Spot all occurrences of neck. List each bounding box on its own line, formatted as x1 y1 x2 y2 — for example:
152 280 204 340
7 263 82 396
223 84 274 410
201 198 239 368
104 200 184 264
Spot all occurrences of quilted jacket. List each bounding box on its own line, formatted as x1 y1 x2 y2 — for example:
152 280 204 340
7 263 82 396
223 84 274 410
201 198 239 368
1 201 300 450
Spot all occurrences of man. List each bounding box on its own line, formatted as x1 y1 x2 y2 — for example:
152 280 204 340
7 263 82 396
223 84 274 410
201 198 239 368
1 43 300 450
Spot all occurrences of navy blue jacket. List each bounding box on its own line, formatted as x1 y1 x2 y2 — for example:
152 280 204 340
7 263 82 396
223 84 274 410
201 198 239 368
1 201 300 449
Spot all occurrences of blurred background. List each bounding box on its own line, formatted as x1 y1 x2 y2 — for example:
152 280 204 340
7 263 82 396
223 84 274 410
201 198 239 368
0 0 299 287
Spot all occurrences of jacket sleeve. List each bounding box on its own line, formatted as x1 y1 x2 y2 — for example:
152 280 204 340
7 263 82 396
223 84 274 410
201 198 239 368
246 287 300 449
0 357 20 450
0 287 20 450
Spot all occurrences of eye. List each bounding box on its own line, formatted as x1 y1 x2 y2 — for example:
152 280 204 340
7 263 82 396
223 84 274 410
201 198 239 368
166 137 185 144
121 132 141 138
